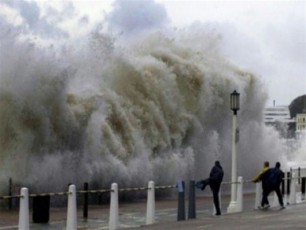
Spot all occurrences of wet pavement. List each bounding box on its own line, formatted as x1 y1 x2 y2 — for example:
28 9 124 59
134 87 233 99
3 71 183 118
127 203 306 230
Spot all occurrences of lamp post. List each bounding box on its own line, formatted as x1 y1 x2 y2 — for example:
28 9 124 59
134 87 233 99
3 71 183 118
227 90 240 213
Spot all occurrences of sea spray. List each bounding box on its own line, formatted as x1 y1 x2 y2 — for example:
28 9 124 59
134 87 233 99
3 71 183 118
0 27 288 194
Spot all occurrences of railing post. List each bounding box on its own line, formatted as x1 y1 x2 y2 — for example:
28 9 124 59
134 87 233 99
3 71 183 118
283 171 288 205
236 176 243 212
146 181 155 225
254 182 262 209
177 181 185 221
109 183 119 230
18 187 29 230
302 177 306 198
66 184 77 230
188 180 196 219
83 182 88 219
301 168 305 199
281 174 285 195
287 171 291 195
8 178 13 210
298 167 301 184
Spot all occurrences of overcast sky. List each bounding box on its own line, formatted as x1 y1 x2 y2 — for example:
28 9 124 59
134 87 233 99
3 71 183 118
0 0 305 106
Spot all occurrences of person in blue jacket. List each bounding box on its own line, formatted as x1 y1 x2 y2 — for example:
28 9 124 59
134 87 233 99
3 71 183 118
268 162 285 209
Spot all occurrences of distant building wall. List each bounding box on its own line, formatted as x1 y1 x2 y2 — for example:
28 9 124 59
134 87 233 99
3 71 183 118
264 105 295 138
264 105 293 123
296 113 306 138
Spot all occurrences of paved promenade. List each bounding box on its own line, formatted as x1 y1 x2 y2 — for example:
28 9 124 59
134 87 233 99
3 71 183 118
128 203 306 230
0 194 305 229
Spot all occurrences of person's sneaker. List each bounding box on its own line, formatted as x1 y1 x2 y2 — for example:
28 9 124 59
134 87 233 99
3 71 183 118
280 205 286 210
258 204 270 209
263 204 270 209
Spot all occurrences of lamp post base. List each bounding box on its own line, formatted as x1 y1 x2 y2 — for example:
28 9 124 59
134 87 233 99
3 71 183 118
227 201 239 213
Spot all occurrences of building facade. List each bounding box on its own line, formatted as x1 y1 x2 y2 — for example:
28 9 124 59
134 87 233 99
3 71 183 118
264 105 295 138
264 105 293 123
296 113 306 138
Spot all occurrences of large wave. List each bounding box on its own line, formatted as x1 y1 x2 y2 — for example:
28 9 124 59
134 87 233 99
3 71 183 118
0 26 288 193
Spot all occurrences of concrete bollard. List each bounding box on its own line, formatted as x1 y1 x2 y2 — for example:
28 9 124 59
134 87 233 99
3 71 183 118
236 176 243 212
66 184 77 230
18 187 29 230
289 173 296 205
255 182 262 209
146 181 155 225
109 183 119 230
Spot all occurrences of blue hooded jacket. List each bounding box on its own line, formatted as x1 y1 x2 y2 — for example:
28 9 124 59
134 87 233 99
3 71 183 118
268 167 284 188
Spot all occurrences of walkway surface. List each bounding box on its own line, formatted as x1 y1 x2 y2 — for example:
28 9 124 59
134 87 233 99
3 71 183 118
127 203 306 230
0 194 305 229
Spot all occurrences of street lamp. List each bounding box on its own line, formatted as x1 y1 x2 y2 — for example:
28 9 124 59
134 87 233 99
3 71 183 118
227 90 240 213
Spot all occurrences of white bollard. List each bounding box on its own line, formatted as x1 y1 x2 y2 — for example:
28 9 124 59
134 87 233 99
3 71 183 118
18 187 29 230
289 173 296 204
146 181 155 225
66 184 77 230
255 182 262 209
109 183 119 230
236 176 243 212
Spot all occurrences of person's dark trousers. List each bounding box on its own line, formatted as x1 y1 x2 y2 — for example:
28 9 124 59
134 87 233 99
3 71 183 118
210 183 221 215
261 187 271 206
274 186 284 206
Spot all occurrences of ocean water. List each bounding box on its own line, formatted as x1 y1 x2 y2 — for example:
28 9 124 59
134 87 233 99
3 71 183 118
0 26 296 194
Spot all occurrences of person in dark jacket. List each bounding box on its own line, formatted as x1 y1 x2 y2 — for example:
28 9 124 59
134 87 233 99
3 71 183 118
252 161 271 209
196 161 224 215
209 161 224 215
268 162 285 209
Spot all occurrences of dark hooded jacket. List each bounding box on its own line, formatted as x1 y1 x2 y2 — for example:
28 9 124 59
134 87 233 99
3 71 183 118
267 167 284 188
209 161 224 189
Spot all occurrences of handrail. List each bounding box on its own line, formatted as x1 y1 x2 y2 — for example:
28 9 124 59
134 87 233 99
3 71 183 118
0 175 304 200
